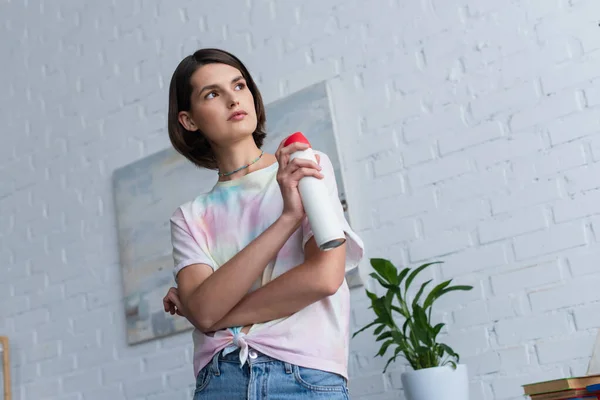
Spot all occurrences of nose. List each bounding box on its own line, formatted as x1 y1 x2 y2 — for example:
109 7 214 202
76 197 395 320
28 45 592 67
227 92 239 108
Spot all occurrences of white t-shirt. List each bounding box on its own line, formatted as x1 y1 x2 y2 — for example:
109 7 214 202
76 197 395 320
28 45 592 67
170 151 364 379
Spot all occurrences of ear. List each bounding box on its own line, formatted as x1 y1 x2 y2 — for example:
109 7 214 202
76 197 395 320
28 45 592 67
178 111 198 131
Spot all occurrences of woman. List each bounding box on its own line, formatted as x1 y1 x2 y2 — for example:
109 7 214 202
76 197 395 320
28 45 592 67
162 48 364 399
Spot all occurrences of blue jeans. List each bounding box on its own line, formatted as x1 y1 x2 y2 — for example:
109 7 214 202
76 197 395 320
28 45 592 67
193 348 350 399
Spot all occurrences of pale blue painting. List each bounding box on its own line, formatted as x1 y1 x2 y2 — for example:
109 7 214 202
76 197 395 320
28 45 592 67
113 81 360 344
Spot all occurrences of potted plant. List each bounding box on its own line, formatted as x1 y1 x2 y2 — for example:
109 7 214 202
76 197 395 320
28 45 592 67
354 258 473 400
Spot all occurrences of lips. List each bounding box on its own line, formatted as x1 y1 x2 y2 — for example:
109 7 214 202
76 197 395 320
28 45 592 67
228 110 247 121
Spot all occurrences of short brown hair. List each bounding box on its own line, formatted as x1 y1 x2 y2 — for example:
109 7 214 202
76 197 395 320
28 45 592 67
167 48 267 170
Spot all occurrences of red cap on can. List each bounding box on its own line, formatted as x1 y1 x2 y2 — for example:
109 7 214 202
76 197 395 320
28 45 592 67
284 132 311 147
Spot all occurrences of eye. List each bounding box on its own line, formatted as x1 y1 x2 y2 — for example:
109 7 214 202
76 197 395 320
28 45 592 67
235 82 246 91
205 91 217 100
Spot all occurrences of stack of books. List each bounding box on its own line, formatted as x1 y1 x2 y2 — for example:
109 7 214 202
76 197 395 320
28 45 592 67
523 375 600 399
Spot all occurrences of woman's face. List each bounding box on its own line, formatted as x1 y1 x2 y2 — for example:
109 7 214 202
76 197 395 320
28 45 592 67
179 63 257 146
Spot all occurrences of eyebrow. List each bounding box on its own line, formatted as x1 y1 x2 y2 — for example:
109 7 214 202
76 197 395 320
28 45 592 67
198 75 244 95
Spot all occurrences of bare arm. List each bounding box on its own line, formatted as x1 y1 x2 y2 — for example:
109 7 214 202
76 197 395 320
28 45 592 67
207 236 346 331
176 214 301 331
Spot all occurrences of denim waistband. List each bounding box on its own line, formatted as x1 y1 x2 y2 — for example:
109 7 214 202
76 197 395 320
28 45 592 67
210 348 295 377
218 348 273 364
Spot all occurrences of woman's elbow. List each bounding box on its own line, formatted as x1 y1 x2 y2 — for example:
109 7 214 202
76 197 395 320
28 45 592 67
184 308 216 333
320 268 346 296
196 318 216 333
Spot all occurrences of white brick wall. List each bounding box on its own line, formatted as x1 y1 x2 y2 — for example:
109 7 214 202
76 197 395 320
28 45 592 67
3 1 600 399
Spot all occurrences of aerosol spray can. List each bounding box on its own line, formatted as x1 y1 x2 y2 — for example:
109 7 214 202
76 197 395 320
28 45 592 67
284 132 346 251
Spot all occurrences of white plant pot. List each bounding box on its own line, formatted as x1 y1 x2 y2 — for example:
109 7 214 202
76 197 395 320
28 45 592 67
401 364 469 400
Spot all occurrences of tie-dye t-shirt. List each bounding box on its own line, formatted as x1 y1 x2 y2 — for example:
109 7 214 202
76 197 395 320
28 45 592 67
169 151 364 380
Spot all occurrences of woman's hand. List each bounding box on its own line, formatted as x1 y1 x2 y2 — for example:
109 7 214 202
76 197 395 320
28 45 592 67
163 287 184 317
275 140 323 223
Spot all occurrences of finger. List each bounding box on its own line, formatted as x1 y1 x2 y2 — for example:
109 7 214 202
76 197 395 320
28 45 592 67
283 160 321 180
163 287 177 310
289 167 324 183
169 293 184 313
277 143 311 172
165 294 178 312
287 157 321 172
168 287 179 300
278 151 290 170
275 138 289 162
276 137 288 153
315 154 321 165
283 142 310 155
173 302 184 316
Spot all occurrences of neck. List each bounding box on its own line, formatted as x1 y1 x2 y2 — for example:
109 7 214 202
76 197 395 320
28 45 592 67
212 137 265 181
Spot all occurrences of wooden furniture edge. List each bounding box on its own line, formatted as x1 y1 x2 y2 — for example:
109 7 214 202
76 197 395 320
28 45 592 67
0 336 10 400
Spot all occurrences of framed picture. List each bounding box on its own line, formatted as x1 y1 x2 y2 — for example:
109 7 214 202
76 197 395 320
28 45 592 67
112 79 362 344
0 336 10 400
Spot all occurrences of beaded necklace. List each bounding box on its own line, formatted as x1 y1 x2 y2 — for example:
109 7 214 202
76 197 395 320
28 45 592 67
217 150 264 177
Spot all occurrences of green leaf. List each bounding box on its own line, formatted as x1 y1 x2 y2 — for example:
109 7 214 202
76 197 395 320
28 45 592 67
376 331 393 342
411 304 426 327
432 323 445 339
451 285 473 291
442 359 458 369
370 258 399 285
436 344 444 358
412 279 433 309
384 290 394 313
422 280 452 310
374 299 393 326
405 262 441 292
440 285 473 297
352 317 384 338
391 305 404 315
411 304 432 346
383 346 403 373
383 355 397 373
369 272 395 290
391 305 409 320
439 343 459 363
374 324 386 336
352 321 378 338
365 289 378 302
377 339 394 357
391 329 405 343
397 267 410 286
373 297 395 328
426 285 473 310
402 318 410 338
